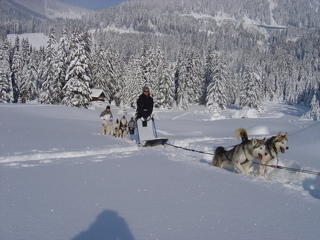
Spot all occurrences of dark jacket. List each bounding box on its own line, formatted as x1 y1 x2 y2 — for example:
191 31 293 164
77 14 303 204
136 94 154 119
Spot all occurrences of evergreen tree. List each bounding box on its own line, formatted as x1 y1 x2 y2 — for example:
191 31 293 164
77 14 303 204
0 40 12 103
139 44 154 87
20 49 37 103
39 28 57 104
11 36 23 103
19 38 33 103
91 43 107 90
62 29 92 108
151 46 174 108
310 84 320 121
155 62 175 109
91 45 124 105
205 51 228 112
185 51 203 105
105 47 125 106
175 50 203 109
123 57 145 109
175 55 189 110
239 65 263 111
54 29 70 103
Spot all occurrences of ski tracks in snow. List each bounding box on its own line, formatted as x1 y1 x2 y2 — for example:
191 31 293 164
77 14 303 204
0 145 139 168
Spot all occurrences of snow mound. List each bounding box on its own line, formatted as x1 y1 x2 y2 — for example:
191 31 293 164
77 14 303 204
232 107 259 118
209 112 226 120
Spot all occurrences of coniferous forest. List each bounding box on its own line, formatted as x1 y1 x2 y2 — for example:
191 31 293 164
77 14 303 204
0 0 319 120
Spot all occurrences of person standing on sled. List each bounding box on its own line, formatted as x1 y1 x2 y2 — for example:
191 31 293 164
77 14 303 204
136 86 154 121
100 105 113 135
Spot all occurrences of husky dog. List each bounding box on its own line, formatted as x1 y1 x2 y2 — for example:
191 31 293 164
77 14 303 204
101 121 114 135
212 128 266 176
258 132 289 178
112 119 120 137
119 116 127 139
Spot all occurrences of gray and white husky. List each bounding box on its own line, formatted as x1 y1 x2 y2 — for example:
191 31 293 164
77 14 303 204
212 128 266 176
258 132 289 178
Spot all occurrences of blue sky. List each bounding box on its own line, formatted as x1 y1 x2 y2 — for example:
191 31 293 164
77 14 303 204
60 0 128 10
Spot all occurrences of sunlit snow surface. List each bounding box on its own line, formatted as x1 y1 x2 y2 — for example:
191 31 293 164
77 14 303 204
0 101 319 240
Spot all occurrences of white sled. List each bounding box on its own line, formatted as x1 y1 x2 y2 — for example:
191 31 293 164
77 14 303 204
136 118 168 146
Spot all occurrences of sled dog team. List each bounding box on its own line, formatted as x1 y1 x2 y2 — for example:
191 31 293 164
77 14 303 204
212 128 289 178
101 115 128 139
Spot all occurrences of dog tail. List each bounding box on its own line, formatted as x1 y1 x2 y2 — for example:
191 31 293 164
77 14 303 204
234 128 249 142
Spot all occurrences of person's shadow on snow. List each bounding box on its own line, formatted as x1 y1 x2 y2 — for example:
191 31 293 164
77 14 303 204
71 210 135 240
303 176 320 200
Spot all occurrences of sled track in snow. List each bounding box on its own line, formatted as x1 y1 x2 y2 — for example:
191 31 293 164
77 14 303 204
0 146 139 168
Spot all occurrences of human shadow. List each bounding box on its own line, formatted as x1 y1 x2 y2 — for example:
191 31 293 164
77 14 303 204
303 176 320 200
71 210 135 240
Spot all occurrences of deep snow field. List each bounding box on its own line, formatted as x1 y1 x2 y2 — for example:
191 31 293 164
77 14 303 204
0 101 320 240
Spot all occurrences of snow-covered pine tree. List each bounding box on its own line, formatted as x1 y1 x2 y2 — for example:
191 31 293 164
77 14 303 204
20 48 37 103
91 45 124 105
123 57 145 109
136 44 160 102
151 46 163 107
205 51 228 113
62 29 92 108
310 84 320 121
175 55 189 110
0 39 12 103
39 28 57 104
54 29 70 103
105 47 125 106
202 49 214 104
185 50 203 105
151 46 174 108
155 62 175 109
10 36 23 103
175 50 204 109
19 38 33 103
239 65 263 111
91 43 107 90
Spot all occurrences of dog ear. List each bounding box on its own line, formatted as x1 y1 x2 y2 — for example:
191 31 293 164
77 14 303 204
252 138 257 145
276 132 282 139
284 132 288 140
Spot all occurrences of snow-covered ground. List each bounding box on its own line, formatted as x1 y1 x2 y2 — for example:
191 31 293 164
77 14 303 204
7 33 50 50
0 101 319 240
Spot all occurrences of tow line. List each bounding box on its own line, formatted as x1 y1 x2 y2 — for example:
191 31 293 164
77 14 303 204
148 140 320 176
252 161 320 176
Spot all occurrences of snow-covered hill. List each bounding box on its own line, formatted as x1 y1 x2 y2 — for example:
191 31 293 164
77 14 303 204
0 102 319 240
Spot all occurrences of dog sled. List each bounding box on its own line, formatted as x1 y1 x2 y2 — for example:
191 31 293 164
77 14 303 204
136 118 168 147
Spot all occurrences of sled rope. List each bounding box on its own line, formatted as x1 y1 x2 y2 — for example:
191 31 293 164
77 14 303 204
252 161 320 176
149 140 320 176
165 142 215 156
146 139 320 176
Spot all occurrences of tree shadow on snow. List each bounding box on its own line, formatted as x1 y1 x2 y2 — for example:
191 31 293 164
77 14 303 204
71 210 135 240
303 176 320 200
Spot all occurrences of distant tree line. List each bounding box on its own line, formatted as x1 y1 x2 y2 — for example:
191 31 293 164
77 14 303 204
0 0 319 120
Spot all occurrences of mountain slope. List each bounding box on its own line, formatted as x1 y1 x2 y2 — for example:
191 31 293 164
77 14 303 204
12 0 89 19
